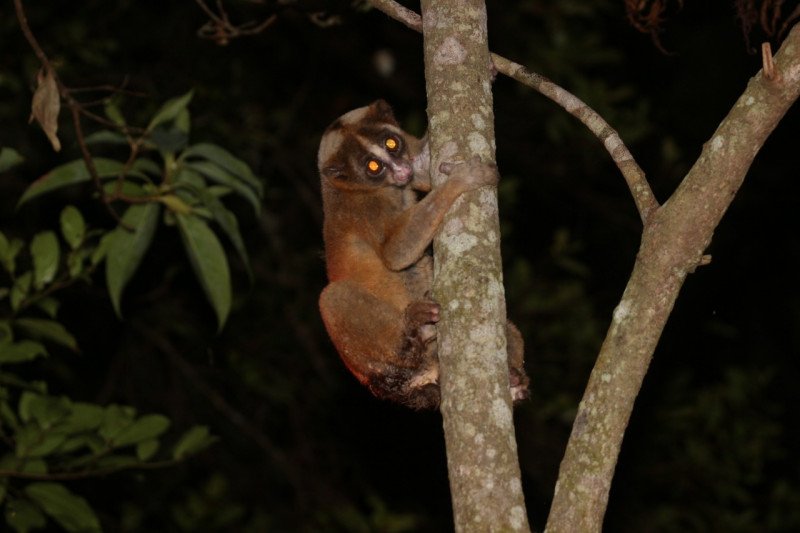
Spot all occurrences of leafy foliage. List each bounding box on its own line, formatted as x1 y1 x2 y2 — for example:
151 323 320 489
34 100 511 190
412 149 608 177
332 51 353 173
17 91 262 329
0 220 217 531
0 89 255 530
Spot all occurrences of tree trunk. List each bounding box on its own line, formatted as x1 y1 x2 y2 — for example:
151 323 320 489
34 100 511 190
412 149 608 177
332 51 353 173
419 0 530 531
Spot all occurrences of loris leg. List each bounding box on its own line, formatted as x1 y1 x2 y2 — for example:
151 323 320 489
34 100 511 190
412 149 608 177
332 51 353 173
319 280 441 409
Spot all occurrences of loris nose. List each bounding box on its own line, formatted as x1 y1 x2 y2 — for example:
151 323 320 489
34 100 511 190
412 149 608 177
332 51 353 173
391 162 413 184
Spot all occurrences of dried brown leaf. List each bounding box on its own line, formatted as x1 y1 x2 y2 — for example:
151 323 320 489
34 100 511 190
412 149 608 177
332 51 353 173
29 68 61 152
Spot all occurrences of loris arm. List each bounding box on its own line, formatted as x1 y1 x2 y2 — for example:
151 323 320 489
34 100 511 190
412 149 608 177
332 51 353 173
409 132 432 193
382 158 499 270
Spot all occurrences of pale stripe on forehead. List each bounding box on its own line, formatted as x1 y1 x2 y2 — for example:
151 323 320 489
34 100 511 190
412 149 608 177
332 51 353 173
380 123 404 137
353 123 404 159
356 133 391 162
338 105 371 126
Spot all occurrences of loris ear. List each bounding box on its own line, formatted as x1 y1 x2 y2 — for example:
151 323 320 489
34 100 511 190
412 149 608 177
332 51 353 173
321 164 345 179
370 100 396 122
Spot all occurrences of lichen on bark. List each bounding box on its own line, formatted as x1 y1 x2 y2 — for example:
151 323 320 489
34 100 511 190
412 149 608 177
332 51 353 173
420 0 531 531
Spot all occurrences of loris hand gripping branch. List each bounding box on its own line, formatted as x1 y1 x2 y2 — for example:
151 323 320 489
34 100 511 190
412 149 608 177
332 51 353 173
318 100 529 409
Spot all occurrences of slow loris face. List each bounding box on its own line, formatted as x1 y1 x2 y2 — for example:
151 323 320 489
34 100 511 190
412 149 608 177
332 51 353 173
318 100 419 190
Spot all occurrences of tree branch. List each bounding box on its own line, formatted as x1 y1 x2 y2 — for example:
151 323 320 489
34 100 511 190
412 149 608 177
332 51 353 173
545 23 800 533
367 0 658 223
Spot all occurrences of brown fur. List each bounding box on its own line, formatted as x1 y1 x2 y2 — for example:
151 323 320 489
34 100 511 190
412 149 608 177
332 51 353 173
318 100 529 409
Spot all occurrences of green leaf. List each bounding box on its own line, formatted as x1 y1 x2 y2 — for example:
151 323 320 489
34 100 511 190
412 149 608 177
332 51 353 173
1 236 24 276
25 482 101 532
0 147 24 173
83 130 128 146
0 320 11 344
106 414 170 447
4 240 23 276
176 213 231 330
175 107 191 134
150 127 188 153
10 272 32 312
0 340 47 364
159 194 193 215
66 247 88 278
102 179 147 198
30 232 59 290
146 90 194 132
137 438 159 461
18 393 69 428
12 319 78 352
0 232 21 274
105 203 161 317
35 297 59 318
182 142 263 193
60 402 104 433
104 99 126 126
17 158 128 207
90 232 112 266
0 398 20 431
57 435 96 454
198 188 252 280
172 425 216 460
0 455 46 474
15 426 67 458
184 160 261 214
99 404 136 441
131 157 161 177
5 497 47 533
59 206 86 250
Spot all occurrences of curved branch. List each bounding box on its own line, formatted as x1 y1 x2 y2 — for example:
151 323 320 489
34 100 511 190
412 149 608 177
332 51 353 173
545 23 800 532
491 54 658 221
367 0 658 223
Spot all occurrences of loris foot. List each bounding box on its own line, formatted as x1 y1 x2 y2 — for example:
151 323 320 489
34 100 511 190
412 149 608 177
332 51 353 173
509 368 530 403
404 299 440 346
399 300 440 361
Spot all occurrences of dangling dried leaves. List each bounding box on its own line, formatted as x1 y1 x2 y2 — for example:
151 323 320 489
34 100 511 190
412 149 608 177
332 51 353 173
29 67 62 152
624 0 684 52
625 1 800 53
736 0 800 50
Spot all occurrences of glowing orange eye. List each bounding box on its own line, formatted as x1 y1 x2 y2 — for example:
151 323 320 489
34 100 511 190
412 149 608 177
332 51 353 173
385 137 399 152
366 159 383 174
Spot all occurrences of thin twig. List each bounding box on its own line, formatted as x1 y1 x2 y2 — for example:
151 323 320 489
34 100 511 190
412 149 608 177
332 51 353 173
194 0 277 45
367 0 659 223
13 0 127 225
492 54 659 222
762 42 779 80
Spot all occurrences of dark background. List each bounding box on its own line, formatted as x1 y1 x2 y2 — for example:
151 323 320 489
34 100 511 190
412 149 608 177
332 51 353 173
1 0 799 531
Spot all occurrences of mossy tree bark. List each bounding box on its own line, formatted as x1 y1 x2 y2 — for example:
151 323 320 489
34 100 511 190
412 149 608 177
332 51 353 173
420 0 530 531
